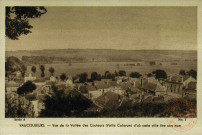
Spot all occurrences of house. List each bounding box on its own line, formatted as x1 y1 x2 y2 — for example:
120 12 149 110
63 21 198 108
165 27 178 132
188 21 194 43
94 91 123 110
183 82 197 99
7 71 22 81
66 78 74 87
5 81 21 93
15 71 22 78
101 79 112 84
164 75 197 98
50 76 56 82
95 83 110 90
182 76 197 88
115 76 129 82
87 85 103 100
134 77 165 96
24 72 36 82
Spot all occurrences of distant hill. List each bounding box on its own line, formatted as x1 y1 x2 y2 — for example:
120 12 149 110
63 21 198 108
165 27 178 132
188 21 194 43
6 49 197 64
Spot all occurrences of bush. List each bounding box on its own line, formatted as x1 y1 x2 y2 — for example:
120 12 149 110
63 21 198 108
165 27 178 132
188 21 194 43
17 81 36 95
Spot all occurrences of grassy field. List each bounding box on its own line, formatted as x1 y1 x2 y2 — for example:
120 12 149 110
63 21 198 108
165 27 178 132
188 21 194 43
27 61 197 78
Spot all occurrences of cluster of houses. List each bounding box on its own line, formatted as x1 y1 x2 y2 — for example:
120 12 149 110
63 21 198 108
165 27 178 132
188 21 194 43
5 70 197 117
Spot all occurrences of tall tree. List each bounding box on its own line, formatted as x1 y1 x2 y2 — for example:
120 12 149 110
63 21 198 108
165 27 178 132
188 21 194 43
104 71 112 79
40 65 45 77
91 72 98 81
179 69 186 76
79 72 88 83
114 70 119 77
31 66 36 74
130 72 142 78
187 69 197 79
60 73 67 81
49 67 55 76
6 7 47 40
118 70 126 76
152 69 167 79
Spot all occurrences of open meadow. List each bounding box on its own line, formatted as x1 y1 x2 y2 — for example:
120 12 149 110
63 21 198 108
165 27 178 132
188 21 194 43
26 60 197 78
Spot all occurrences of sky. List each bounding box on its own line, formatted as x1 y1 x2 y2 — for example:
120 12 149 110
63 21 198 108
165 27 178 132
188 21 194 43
6 6 197 51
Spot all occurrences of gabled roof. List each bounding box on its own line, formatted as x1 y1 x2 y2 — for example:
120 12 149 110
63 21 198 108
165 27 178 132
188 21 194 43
86 85 97 91
143 82 157 92
119 82 133 90
142 96 153 103
95 91 123 110
95 83 109 89
167 75 191 83
134 77 164 92
187 82 197 90
108 81 118 87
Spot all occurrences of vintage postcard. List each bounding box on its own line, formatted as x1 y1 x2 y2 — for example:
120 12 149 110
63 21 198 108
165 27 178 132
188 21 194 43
0 0 202 135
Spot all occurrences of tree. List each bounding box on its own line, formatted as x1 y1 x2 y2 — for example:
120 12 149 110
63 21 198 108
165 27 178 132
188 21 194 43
104 71 112 79
60 73 67 81
31 66 36 74
147 73 152 77
152 69 167 79
114 70 119 77
97 74 101 81
187 69 197 79
17 81 36 95
5 93 34 118
130 72 142 78
79 72 88 83
6 7 47 40
149 61 156 66
40 65 45 77
49 67 55 76
5 56 27 77
40 86 92 117
111 74 116 81
179 70 186 76
118 70 126 76
91 72 98 82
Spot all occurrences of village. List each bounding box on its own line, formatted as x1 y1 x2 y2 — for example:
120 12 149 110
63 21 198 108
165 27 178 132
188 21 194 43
5 67 197 117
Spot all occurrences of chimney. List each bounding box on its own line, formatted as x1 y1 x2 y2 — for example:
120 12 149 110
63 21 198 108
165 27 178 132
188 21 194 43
169 74 172 81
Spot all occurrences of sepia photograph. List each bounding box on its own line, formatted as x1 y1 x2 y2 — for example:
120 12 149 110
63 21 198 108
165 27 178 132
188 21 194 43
5 6 197 118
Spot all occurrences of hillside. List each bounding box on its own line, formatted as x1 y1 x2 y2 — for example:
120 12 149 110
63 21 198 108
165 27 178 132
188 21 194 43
6 49 197 64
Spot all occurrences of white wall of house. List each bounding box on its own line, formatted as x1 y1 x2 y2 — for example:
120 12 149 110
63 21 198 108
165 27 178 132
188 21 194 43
6 87 18 93
24 73 36 82
183 77 197 86
89 90 103 100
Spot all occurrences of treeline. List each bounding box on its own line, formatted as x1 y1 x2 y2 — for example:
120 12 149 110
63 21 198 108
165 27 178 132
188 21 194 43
22 56 84 64
21 56 142 65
